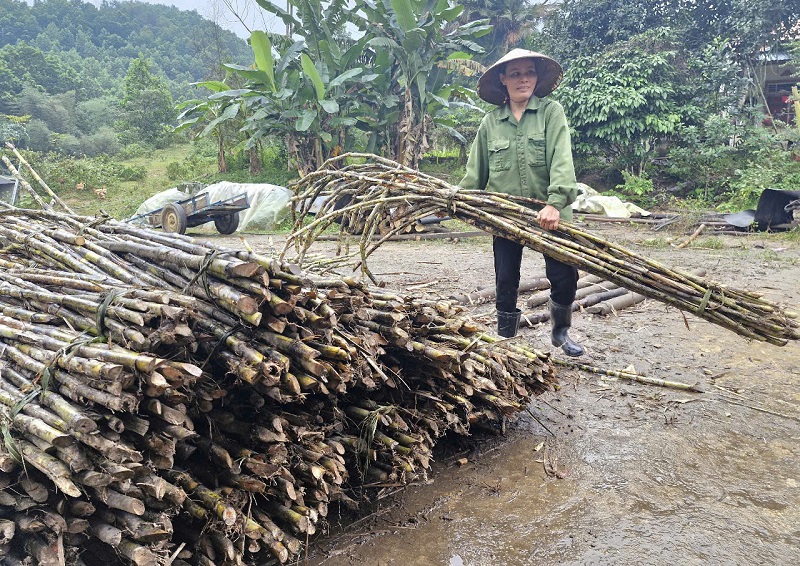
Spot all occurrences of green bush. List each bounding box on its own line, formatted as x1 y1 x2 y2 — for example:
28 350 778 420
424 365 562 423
26 119 53 152
55 133 82 156
118 164 147 181
118 142 152 159
166 161 186 181
80 127 121 157
665 114 800 208
611 170 655 207
33 153 147 191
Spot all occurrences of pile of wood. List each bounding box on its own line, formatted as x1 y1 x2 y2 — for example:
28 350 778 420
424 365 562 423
0 207 555 565
286 154 799 346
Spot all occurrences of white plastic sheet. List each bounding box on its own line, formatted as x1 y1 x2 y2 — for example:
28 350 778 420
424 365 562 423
131 181 293 233
571 183 650 218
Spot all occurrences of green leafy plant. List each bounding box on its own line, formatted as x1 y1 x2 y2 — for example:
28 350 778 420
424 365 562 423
557 29 682 176
612 170 654 206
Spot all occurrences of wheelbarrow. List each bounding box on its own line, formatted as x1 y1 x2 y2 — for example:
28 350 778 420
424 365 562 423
131 192 250 235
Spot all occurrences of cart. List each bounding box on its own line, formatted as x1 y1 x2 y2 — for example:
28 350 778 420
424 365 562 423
130 192 250 235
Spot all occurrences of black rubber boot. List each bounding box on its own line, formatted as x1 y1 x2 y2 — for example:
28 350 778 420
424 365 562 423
549 300 584 356
497 309 521 338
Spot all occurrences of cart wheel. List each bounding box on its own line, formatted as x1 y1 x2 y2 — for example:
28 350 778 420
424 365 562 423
214 212 240 235
161 203 188 234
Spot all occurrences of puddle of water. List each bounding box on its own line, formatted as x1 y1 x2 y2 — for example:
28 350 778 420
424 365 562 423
309 301 800 566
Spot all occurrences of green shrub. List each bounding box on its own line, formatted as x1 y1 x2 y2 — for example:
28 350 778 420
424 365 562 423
611 170 654 206
26 119 53 152
118 142 152 159
54 133 82 156
664 113 800 208
80 127 121 157
118 164 147 181
166 161 187 181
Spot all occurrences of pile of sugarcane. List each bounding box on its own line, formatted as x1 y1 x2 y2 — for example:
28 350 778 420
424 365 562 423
0 207 554 565
286 153 799 346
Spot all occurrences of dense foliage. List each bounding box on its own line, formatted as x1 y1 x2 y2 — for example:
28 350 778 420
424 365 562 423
537 0 800 207
2 0 799 214
0 0 250 152
176 0 490 171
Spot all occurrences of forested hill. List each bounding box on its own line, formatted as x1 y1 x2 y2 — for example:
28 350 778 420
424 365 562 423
0 0 252 108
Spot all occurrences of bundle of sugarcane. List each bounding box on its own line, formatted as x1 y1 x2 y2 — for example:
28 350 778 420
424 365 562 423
0 207 554 565
286 153 799 346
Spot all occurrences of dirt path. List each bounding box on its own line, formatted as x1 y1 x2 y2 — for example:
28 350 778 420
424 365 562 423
212 223 800 565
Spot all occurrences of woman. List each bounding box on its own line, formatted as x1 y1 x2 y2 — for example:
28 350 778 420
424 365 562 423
459 48 583 356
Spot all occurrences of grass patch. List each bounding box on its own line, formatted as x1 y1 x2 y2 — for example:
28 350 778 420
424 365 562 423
640 237 671 248
696 236 725 249
776 226 800 242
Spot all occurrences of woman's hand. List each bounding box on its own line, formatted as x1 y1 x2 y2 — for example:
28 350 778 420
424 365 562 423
538 205 561 231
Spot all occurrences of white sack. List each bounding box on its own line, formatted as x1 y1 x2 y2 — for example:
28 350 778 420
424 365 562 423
571 183 650 218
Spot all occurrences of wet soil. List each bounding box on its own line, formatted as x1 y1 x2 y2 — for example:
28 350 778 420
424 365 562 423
214 222 800 566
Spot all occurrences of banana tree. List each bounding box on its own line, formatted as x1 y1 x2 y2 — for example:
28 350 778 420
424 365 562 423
177 30 367 175
353 0 490 167
175 81 241 173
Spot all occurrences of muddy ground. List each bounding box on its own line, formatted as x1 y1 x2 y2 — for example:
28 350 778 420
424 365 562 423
217 221 800 566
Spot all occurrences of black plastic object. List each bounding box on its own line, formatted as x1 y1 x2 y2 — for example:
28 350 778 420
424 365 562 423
724 188 800 230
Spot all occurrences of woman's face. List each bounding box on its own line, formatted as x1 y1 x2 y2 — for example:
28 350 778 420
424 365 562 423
500 58 538 104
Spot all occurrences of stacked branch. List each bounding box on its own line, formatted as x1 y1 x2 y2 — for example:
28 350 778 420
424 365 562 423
285 153 799 346
0 207 554 565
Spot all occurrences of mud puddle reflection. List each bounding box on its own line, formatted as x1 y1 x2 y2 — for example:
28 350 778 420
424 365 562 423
309 378 800 565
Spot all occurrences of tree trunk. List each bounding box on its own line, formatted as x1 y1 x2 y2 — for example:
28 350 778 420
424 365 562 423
217 132 227 173
249 146 261 175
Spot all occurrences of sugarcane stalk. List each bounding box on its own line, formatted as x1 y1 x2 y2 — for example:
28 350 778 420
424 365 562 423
5 143 75 213
555 359 702 391
165 470 237 526
0 156 52 211
117 538 159 566
15 439 81 497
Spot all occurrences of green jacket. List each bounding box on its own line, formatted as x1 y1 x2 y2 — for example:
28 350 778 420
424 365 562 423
459 95 578 221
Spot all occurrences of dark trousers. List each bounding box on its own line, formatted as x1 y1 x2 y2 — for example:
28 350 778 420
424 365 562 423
493 236 578 312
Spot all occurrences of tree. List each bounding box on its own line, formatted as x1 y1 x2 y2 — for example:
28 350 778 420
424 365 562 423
76 97 118 135
175 80 243 173
225 30 366 173
542 0 800 63
0 0 40 45
352 0 490 167
119 56 174 144
251 1 372 171
461 0 552 63
556 30 682 175
0 114 29 147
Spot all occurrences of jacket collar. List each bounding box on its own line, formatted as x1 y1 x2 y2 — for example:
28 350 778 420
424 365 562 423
498 95 543 121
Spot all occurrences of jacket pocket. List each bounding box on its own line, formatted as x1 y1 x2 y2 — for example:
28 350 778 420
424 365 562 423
527 133 546 167
488 138 512 172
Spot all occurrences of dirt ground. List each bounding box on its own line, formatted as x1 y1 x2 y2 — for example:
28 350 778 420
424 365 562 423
216 221 800 566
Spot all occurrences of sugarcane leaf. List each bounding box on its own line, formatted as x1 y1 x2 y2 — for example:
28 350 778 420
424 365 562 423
2 421 23 464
